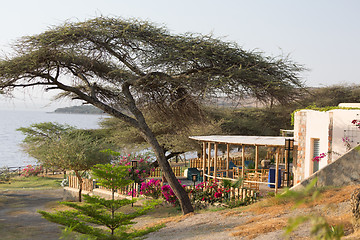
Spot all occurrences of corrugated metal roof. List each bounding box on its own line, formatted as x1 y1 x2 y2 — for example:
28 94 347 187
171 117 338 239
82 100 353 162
189 135 296 147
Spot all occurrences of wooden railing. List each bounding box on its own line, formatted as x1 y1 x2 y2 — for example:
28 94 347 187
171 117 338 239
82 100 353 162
68 175 94 192
149 166 183 177
184 184 257 202
189 157 254 169
67 175 258 202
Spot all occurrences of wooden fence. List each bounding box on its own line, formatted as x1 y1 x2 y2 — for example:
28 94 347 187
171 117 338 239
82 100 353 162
149 166 183 178
67 175 257 202
68 175 94 192
189 157 254 169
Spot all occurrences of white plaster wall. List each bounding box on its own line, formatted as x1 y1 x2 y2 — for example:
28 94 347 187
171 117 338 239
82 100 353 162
303 110 329 178
331 110 360 160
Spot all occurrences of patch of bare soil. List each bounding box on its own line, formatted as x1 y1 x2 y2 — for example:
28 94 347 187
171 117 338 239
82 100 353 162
141 185 360 240
0 189 64 240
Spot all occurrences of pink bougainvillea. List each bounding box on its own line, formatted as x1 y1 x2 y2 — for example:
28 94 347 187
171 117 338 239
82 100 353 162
313 153 326 162
161 180 187 206
21 165 43 177
140 178 162 199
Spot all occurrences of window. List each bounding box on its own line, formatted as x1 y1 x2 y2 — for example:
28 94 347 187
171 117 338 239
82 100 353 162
312 139 320 173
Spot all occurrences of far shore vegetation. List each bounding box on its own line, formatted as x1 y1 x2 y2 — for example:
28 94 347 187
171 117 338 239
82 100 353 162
53 105 106 115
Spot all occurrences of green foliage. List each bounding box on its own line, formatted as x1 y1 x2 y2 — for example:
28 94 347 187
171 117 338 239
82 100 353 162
60 225 97 240
190 179 256 209
99 112 223 154
101 150 154 184
17 122 112 172
285 215 344 240
299 85 360 108
281 178 344 239
139 179 162 199
277 177 320 208
91 163 133 197
0 176 62 190
21 165 43 177
0 16 305 215
39 165 162 239
206 106 293 137
225 197 254 209
0 167 11 183
54 105 105 115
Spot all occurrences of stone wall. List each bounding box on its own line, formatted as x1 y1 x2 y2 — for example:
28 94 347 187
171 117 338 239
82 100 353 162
291 145 360 190
294 111 307 184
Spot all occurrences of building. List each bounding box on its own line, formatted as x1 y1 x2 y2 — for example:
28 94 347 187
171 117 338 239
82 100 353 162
293 104 360 184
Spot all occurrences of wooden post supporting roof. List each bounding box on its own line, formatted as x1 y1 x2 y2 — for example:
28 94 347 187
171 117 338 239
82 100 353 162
285 149 288 170
214 143 218 180
202 142 206 176
226 144 230 177
207 142 211 177
275 148 280 194
255 145 259 170
241 145 245 179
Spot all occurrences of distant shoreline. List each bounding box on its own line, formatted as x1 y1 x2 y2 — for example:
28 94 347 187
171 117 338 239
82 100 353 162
47 111 107 115
52 105 106 115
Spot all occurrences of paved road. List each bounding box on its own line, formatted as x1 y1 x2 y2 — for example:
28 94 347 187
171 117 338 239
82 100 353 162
0 189 64 240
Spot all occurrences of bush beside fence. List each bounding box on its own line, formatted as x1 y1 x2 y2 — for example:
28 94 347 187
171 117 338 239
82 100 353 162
67 175 257 202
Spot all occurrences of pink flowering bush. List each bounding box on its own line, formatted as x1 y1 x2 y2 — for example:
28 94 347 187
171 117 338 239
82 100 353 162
161 180 187 206
103 150 155 184
190 180 227 205
313 153 326 162
342 137 352 151
21 165 43 177
140 178 162 199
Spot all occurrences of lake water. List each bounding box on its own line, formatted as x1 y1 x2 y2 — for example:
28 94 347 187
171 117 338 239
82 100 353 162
0 110 107 168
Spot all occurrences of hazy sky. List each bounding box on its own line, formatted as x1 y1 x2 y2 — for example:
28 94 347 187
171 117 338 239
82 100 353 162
1 0 359 110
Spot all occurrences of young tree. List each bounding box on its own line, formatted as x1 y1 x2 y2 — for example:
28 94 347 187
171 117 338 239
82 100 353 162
39 163 161 239
18 122 112 201
0 17 304 214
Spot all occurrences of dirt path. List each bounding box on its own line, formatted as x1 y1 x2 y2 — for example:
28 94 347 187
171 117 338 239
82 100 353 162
143 185 359 240
0 185 357 240
0 189 64 240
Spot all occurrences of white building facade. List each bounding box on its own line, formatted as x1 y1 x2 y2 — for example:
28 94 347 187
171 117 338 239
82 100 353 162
293 107 360 184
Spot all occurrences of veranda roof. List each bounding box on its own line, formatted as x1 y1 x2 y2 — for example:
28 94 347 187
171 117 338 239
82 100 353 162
189 135 296 147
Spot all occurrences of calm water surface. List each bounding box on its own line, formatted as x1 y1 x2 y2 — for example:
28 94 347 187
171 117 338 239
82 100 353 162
0 110 107 168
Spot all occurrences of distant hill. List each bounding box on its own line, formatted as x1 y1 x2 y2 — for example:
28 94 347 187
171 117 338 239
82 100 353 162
54 105 105 115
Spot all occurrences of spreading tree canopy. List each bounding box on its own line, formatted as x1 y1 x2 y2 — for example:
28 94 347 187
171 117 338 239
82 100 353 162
17 122 112 201
0 17 304 214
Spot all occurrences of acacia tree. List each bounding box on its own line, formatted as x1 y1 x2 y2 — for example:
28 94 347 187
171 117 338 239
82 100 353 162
99 111 223 161
0 17 303 214
18 122 111 201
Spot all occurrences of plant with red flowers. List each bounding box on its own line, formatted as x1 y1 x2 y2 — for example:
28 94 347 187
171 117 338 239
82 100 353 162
312 153 326 162
102 150 154 184
21 165 43 177
190 180 227 206
140 178 162 199
352 119 360 128
161 180 187 206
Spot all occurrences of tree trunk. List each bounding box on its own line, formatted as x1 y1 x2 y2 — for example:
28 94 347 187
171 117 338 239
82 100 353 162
74 170 83 202
120 82 194 214
139 123 194 214
56 82 194 214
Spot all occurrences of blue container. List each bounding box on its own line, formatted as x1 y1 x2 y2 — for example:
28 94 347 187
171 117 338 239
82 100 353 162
268 168 281 188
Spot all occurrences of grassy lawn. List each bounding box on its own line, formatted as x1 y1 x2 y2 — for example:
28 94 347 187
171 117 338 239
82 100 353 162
0 175 63 190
